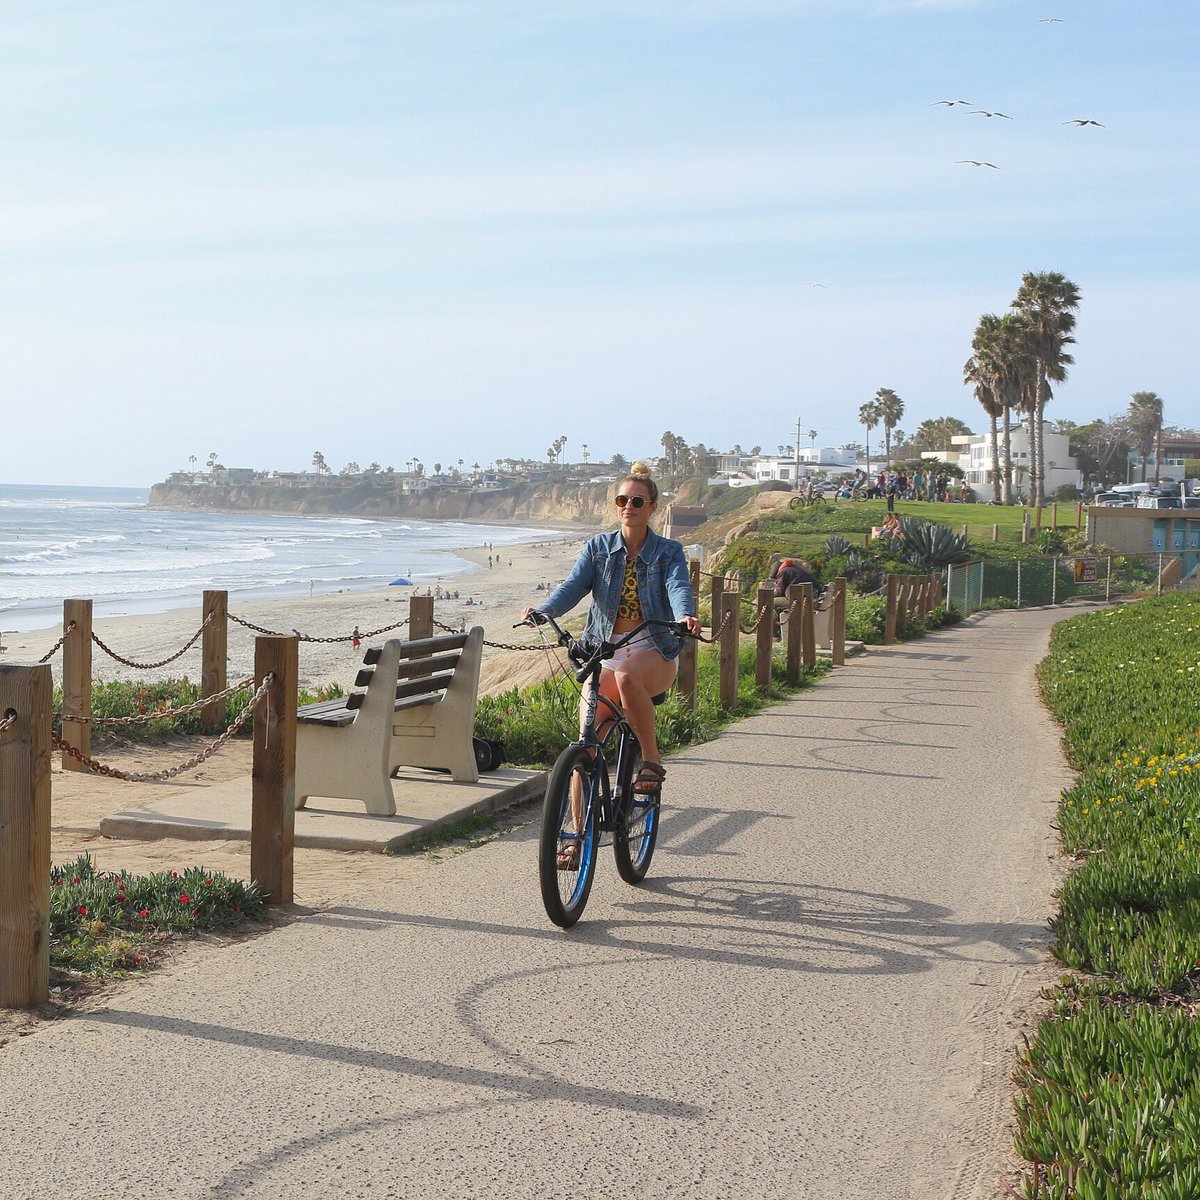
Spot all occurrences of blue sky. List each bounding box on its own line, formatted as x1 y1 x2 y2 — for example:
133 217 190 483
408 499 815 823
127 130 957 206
2 0 1197 485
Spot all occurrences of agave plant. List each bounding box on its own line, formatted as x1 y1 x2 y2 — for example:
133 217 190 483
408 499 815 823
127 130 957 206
898 516 971 570
825 534 855 558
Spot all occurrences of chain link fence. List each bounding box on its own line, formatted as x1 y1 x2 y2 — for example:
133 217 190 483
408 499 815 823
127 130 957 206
947 553 1186 615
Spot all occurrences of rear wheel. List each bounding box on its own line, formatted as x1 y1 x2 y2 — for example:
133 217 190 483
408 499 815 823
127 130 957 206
539 745 600 928
613 741 660 884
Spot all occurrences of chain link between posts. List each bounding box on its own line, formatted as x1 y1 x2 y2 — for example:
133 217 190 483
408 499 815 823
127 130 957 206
35 620 77 663
51 673 274 782
0 711 17 735
229 612 410 644
56 676 256 726
90 611 215 671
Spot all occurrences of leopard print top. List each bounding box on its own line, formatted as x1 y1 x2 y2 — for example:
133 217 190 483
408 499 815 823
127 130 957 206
616 554 642 622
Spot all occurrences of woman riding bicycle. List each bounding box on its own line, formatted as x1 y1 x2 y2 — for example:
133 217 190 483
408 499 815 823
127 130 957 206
523 461 701 805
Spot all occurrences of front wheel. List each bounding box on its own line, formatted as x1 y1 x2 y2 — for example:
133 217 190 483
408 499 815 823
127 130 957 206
539 745 600 928
613 744 660 884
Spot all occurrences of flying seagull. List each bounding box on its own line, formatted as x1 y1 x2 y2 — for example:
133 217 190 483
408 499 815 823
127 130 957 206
1063 119 1105 127
1039 16 1064 22
957 160 999 168
970 110 1012 119
931 99 972 107
808 283 826 288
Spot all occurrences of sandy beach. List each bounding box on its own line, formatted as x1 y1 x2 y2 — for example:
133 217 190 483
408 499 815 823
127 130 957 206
1 527 595 910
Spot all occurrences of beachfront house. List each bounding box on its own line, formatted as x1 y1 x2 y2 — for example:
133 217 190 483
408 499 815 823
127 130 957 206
1126 434 1200 485
922 423 1082 499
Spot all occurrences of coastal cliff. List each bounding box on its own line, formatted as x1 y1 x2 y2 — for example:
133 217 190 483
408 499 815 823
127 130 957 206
148 479 616 527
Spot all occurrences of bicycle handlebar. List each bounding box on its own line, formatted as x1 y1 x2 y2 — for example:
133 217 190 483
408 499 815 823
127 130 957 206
514 612 698 683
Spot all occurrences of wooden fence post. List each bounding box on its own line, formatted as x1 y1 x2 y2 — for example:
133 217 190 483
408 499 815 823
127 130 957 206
61 599 92 772
784 583 803 681
898 577 911 638
885 574 900 645
250 635 298 906
718 592 740 710
409 595 434 641
992 524 999 543
831 578 847 667
0 663 52 1009
800 583 817 669
1022 511 1031 544
200 589 228 734
1075 500 1083 528
710 574 724 634
1035 505 1043 531
1051 502 1058 530
755 583 774 692
676 560 700 709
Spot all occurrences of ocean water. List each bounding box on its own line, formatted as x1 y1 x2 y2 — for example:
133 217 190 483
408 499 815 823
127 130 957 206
0 484 561 632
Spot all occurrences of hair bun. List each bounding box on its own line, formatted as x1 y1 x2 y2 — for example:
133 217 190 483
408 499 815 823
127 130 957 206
629 460 653 478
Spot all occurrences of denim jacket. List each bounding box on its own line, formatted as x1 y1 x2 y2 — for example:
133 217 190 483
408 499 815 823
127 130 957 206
540 527 696 660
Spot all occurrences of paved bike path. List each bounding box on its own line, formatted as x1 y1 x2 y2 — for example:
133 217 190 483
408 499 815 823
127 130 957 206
0 609 1073 1199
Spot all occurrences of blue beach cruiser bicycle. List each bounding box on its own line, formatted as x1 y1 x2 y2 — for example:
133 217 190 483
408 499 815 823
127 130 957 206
517 612 696 928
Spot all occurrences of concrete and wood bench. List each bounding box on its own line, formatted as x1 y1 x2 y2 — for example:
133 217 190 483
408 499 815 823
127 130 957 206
295 627 484 816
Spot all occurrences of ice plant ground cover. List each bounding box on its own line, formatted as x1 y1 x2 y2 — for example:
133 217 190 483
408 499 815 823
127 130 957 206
49 855 267 978
1014 595 1200 1197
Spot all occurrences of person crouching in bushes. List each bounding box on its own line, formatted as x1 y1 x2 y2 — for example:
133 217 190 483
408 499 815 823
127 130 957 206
771 558 820 640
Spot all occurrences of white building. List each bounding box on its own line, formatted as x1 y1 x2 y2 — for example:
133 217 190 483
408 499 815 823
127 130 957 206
711 448 855 484
922 423 1082 497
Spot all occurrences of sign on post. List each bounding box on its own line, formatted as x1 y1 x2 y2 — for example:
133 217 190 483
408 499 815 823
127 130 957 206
1074 557 1098 584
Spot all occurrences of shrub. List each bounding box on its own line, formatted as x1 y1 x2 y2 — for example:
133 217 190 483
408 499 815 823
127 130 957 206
50 854 265 977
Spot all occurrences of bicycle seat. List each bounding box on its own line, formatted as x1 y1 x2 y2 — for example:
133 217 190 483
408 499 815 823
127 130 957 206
651 691 667 706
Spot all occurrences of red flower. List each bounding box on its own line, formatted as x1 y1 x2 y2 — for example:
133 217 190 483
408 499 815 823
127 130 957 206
178 893 191 905
205 878 213 885
171 871 179 879
138 909 150 918
133 956 143 964
232 905 240 913
78 906 87 916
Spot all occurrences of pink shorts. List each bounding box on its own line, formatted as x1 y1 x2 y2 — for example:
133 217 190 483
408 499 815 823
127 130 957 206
601 632 676 677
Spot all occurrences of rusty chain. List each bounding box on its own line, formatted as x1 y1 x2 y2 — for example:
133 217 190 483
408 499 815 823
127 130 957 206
430 617 553 652
51 674 274 783
57 676 256 725
36 621 77 663
738 604 770 634
91 611 214 671
229 612 409 643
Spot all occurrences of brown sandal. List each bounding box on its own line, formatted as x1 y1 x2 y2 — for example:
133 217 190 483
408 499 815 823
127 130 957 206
633 763 666 795
556 841 581 871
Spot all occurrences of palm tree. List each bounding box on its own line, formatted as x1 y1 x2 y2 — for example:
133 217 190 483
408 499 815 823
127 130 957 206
1127 391 1165 482
874 388 904 468
808 429 818 448
858 400 880 478
1012 271 1081 506
581 443 589 464
966 314 1011 503
188 454 197 475
312 451 328 475
207 451 218 474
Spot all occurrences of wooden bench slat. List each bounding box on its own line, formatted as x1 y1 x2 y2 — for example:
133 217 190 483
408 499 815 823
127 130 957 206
354 668 375 688
393 695 439 712
395 672 454 701
396 652 460 680
362 646 382 665
297 697 351 717
297 707 357 727
398 633 467 658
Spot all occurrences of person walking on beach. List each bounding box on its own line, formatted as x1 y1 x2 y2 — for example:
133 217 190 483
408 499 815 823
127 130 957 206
351 626 361 651
523 462 700 867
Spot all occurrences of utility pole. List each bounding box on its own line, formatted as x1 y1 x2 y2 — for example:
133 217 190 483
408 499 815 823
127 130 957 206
795 416 803 490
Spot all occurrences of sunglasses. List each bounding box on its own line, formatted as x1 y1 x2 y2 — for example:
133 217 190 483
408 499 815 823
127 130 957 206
614 494 647 509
